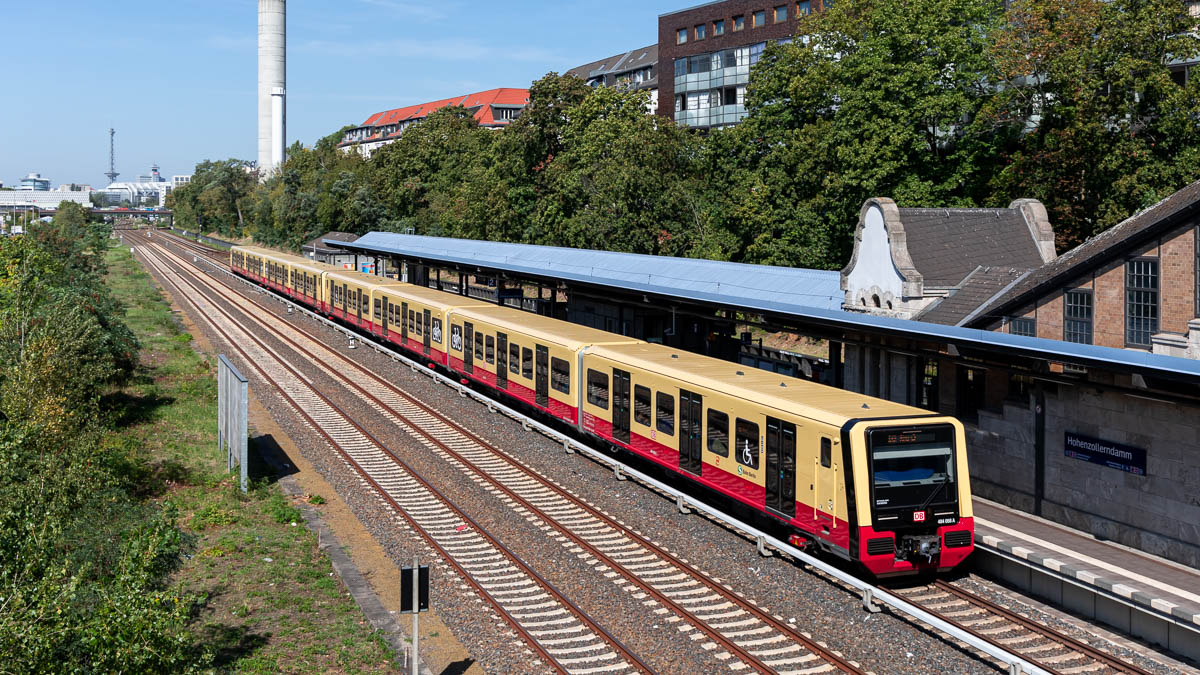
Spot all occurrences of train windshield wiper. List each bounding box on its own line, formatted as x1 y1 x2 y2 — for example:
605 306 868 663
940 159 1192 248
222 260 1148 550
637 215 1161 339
916 474 950 513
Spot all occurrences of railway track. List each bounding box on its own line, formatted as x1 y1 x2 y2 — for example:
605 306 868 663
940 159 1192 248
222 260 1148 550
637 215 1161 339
157 228 228 261
896 581 1153 675
134 241 651 675
145 231 865 674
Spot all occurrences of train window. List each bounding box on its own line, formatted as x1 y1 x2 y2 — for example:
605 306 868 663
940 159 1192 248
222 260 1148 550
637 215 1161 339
485 336 495 364
509 343 520 374
522 348 533 379
361 294 369 314
551 357 570 394
707 410 729 457
409 310 416 333
474 332 484 360
633 385 652 426
656 392 674 436
373 299 380 317
587 369 609 409
415 312 422 336
820 438 832 468
735 419 759 468
431 318 442 343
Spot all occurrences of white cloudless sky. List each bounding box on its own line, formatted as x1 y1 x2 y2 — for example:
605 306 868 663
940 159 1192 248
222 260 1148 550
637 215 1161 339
1 0 682 188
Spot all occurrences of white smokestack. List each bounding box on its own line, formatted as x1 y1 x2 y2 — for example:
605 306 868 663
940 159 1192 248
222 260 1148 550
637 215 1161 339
258 0 286 177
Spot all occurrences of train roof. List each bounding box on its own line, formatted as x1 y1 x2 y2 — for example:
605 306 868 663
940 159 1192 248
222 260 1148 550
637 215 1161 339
456 304 643 350
376 284 494 311
589 342 927 426
324 268 404 289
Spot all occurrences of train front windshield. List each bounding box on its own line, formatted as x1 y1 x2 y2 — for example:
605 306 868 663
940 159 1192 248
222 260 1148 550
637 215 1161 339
869 426 957 511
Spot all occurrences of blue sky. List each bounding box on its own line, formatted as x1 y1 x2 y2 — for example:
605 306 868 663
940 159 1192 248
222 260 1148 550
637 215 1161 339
1 0 681 189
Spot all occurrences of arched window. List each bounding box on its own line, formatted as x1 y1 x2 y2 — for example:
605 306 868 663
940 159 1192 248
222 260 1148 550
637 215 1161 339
872 294 881 308
886 301 894 310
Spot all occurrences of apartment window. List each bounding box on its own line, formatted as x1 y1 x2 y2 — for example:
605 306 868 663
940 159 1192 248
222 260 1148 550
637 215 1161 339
749 42 766 65
753 10 767 27
733 14 745 30
735 418 759 468
713 19 726 35
695 24 706 40
656 392 674 436
797 0 812 14
774 5 788 22
633 385 652 426
1009 317 1035 337
707 409 729 457
677 28 687 44
1064 290 1093 344
674 58 686 78
587 369 609 408
1125 258 1159 347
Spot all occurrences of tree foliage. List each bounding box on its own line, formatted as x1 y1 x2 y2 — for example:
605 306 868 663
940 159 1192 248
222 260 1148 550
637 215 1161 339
180 0 1199 266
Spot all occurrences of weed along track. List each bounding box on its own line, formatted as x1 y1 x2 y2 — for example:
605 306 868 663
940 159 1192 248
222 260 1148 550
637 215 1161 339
135 241 649 674
146 233 864 674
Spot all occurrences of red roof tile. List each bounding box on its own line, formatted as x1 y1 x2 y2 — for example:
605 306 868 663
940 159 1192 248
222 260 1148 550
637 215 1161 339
358 88 530 129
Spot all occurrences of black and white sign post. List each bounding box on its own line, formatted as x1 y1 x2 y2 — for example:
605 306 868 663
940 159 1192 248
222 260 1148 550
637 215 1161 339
401 557 430 675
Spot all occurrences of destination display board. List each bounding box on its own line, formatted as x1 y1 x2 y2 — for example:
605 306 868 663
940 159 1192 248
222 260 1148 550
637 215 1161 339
1064 431 1146 476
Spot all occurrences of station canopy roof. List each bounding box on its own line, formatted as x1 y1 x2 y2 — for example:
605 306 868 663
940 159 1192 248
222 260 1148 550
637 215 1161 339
336 232 844 311
331 232 1200 384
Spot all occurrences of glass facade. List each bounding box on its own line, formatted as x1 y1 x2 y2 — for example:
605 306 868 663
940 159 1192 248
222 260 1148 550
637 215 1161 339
673 43 767 128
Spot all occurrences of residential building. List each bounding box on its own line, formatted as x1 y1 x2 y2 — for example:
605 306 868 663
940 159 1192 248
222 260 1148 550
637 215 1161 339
18 173 51 191
965 179 1200 358
339 88 530 158
658 1 824 129
172 175 192 189
565 44 659 113
840 198 1057 323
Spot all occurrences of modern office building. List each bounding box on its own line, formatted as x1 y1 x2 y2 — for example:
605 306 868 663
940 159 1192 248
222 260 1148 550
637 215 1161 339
172 175 192 189
98 164 174 207
565 44 659 113
339 88 530 158
658 1 822 129
18 173 51 191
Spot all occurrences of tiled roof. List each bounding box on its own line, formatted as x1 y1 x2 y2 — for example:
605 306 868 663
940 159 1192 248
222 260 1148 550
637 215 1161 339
899 207 1047 288
565 44 658 88
303 231 358 253
917 266 1029 326
966 178 1200 327
348 88 531 142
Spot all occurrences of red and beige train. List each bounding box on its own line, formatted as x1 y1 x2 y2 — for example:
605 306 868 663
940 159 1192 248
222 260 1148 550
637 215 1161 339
231 245 974 576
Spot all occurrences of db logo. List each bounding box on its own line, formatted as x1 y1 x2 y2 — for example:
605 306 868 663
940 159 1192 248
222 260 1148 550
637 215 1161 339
913 511 926 522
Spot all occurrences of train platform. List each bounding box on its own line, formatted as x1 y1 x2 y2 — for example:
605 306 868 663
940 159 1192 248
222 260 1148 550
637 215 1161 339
972 498 1200 659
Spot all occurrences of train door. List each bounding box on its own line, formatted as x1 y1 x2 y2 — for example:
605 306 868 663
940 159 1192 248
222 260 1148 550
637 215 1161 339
814 437 838 527
355 288 363 322
463 322 474 373
765 418 797 519
401 302 409 344
423 309 431 355
496 332 508 389
612 369 631 444
535 345 549 408
381 296 390 336
342 284 349 316
678 390 703 476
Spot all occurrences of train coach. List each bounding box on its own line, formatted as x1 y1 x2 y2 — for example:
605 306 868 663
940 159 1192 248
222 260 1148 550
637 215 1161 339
227 244 974 576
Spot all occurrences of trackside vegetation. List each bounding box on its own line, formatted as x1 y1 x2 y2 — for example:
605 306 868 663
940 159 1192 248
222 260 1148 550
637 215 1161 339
0 206 397 671
168 0 1200 266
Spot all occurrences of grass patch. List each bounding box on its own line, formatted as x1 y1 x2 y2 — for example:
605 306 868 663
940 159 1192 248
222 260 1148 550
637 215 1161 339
105 243 399 673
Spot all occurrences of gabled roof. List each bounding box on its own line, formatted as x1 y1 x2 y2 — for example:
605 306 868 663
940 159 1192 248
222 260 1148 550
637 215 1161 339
967 178 1200 327
917 266 1028 325
565 44 658 88
344 88 531 146
302 231 358 254
897 205 1050 287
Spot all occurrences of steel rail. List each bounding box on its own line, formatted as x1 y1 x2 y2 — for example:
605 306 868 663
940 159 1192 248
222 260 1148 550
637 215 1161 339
150 239 859 674
135 242 653 675
156 233 1061 675
931 581 1153 675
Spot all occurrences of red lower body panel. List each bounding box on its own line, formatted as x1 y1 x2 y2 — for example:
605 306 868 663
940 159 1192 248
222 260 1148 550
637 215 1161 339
448 356 577 424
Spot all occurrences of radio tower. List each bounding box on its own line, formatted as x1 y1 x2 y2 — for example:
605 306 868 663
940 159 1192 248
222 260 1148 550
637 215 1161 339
104 128 120 185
